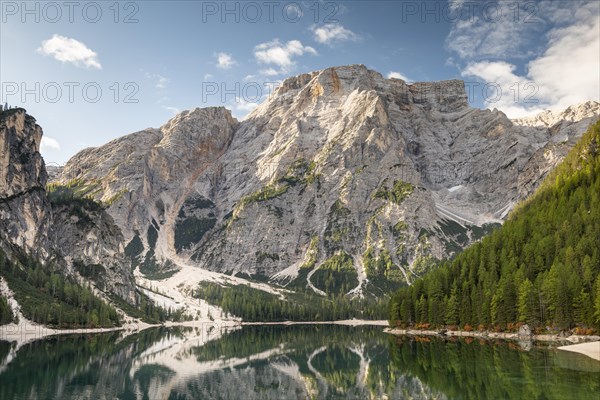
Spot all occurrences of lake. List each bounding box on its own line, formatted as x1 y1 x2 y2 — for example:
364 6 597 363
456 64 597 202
0 324 598 399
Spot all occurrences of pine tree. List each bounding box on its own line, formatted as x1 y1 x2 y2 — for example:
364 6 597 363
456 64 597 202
573 289 593 327
517 279 538 325
0 295 13 324
445 286 459 326
593 276 600 327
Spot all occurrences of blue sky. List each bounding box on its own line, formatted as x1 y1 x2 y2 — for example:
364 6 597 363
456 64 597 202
1 0 599 164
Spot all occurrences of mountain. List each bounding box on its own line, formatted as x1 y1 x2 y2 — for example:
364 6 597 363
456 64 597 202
1 65 599 327
389 119 600 331
0 108 137 316
52 65 599 299
0 109 50 257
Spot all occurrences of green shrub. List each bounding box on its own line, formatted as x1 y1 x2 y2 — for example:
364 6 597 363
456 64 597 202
373 179 414 204
174 216 216 252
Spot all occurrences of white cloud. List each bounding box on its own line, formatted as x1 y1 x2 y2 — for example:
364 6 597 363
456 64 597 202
446 16 540 60
454 0 599 117
254 39 317 71
40 136 60 152
162 106 180 115
145 73 169 89
216 53 236 69
156 76 168 89
526 8 600 110
462 8 600 118
462 61 544 118
387 71 411 82
228 99 261 120
203 73 214 80
37 35 101 69
445 0 595 61
311 24 359 45
236 100 260 113
448 0 466 11
260 68 281 76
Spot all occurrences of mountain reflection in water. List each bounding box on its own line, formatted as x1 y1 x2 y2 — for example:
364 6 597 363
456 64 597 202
0 325 598 399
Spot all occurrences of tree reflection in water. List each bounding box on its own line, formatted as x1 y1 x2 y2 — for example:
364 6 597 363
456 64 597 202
0 326 598 399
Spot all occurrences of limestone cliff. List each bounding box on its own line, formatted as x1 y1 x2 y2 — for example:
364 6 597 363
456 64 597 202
0 109 50 256
49 65 600 297
0 108 137 304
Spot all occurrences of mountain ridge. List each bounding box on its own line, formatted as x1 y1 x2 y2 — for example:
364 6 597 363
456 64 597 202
49 65 600 299
1 66 598 322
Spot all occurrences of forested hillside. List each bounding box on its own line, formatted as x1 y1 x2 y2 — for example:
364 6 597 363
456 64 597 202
0 249 121 328
195 281 388 322
390 119 600 332
0 247 179 328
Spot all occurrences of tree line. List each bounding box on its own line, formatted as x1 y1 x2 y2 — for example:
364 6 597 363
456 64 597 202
390 120 600 332
0 295 12 324
195 282 388 322
0 249 122 328
0 247 191 327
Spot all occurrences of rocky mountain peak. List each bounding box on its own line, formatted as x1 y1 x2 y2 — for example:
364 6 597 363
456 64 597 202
0 108 50 256
160 106 238 139
408 79 469 113
274 64 372 96
251 65 469 121
512 101 600 127
0 108 47 198
153 106 239 174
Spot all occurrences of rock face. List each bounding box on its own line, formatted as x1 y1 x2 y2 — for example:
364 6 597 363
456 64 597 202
52 65 600 297
50 201 136 303
0 109 51 256
0 108 137 304
513 102 600 199
57 107 239 280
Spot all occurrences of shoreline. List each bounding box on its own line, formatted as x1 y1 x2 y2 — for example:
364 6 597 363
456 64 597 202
0 321 153 347
0 319 383 345
0 319 241 347
240 319 389 326
557 342 600 361
4 320 599 361
384 327 600 343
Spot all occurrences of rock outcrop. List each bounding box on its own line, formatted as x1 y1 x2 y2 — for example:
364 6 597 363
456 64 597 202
46 65 599 297
0 109 51 257
0 108 137 304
